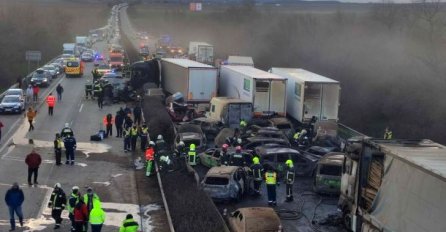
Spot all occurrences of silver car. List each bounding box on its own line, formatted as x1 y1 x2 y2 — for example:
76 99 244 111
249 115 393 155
201 166 251 202
0 95 25 114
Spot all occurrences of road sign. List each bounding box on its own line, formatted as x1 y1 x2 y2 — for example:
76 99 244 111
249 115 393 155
25 51 42 61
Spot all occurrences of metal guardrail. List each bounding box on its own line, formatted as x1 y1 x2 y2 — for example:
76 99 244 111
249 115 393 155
338 122 367 140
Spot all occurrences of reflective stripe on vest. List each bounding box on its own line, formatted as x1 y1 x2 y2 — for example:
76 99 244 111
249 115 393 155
265 172 277 185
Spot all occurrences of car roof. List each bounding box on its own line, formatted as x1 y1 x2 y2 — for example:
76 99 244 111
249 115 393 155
7 89 23 93
237 207 280 222
207 166 239 176
179 132 202 140
269 117 291 125
256 147 300 156
247 137 288 143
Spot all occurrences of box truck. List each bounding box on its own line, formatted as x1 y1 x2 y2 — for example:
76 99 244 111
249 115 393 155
161 58 217 103
269 68 340 123
219 65 287 116
63 43 76 56
339 138 446 232
188 42 214 64
207 97 253 128
75 36 87 47
225 56 254 66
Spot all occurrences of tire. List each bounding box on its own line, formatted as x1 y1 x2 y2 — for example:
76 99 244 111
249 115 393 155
342 208 352 231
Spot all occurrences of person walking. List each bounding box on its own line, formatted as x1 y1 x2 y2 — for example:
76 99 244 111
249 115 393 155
83 187 101 213
32 85 39 103
64 135 77 165
46 92 56 116
130 125 138 152
285 159 295 202
133 105 142 126
89 200 106 232
97 89 104 109
0 120 4 143
119 214 139 232
139 124 149 151
104 113 113 137
56 84 64 101
26 107 37 131
145 141 155 176
115 110 124 138
48 183 67 229
4 183 24 231
54 133 63 166
251 156 263 196
26 85 33 104
16 76 22 89
68 186 81 232
73 199 88 232
25 148 42 185
265 165 277 206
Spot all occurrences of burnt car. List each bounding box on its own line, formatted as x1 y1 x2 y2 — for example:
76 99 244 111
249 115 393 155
256 147 319 176
242 137 290 151
227 207 282 232
313 152 344 194
201 166 251 202
268 117 295 139
306 146 341 157
198 147 253 168
251 127 290 143
188 117 223 139
175 124 207 152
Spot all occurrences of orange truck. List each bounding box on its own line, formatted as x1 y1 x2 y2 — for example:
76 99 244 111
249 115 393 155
109 52 124 70
65 58 84 78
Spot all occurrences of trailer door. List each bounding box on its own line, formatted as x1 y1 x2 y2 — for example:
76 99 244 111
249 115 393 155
254 80 270 112
188 69 216 101
303 83 322 121
321 84 340 121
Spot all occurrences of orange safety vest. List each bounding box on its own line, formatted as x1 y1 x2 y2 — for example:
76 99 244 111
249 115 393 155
46 95 56 107
145 147 154 161
103 116 114 125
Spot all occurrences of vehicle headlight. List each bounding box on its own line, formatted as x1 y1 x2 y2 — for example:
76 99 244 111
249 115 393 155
43 79 48 82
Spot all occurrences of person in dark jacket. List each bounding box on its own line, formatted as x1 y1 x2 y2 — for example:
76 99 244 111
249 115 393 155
48 183 67 229
64 135 77 165
4 183 24 231
105 113 113 137
133 106 142 126
25 149 42 185
97 90 104 109
115 111 124 138
56 84 64 101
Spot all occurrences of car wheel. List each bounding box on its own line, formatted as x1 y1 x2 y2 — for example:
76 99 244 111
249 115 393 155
342 208 352 231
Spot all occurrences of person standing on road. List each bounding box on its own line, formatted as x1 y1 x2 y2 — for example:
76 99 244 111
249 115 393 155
115 110 124 138
188 144 197 166
26 107 37 131
124 113 133 129
26 85 33 104
104 113 113 137
139 124 149 151
46 92 56 116
4 182 24 231
123 126 131 152
133 105 142 126
119 214 139 232
64 135 77 165
68 186 81 232
265 165 277 206
251 156 263 196
48 183 67 229
54 133 63 166
0 120 4 143
73 198 88 232
56 84 64 101
145 141 155 176
130 125 138 152
285 159 295 202
61 123 74 138
83 187 101 213
97 89 104 109
32 84 39 102
384 127 393 140
89 200 106 232
25 148 42 185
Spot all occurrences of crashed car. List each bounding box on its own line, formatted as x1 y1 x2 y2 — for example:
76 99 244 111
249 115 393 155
201 166 251 202
227 207 282 232
306 146 341 157
242 136 290 151
250 127 290 143
268 117 295 139
175 124 207 152
198 147 252 168
313 152 344 194
188 117 223 139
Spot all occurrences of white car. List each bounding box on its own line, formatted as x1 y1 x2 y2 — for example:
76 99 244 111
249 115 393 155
81 52 94 62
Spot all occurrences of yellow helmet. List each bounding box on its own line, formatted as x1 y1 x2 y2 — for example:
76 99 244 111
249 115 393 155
285 159 293 167
190 144 196 151
252 156 260 164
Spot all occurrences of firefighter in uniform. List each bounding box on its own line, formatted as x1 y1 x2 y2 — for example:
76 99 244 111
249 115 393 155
188 144 197 166
155 135 166 154
48 183 67 229
54 133 63 165
123 126 131 152
145 141 155 176
285 159 295 202
91 68 100 82
251 156 263 196
68 186 81 232
61 123 74 138
265 166 277 206
85 80 93 99
384 127 393 140
220 144 229 166
139 124 149 151
230 146 245 166
130 125 138 152
93 81 102 99
239 118 247 134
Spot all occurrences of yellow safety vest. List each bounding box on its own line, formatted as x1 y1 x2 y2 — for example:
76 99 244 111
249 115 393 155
130 128 138 136
265 172 277 185
56 139 63 149
141 128 148 135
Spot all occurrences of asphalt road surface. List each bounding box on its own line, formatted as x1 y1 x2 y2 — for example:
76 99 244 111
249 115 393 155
0 37 168 232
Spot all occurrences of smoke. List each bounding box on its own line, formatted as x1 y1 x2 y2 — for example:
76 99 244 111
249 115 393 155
128 2 446 143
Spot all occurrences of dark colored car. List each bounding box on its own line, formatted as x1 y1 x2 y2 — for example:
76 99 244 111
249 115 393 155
30 69 52 87
175 124 207 152
242 137 290 151
306 146 341 157
256 147 319 176
188 117 223 139
0 95 25 114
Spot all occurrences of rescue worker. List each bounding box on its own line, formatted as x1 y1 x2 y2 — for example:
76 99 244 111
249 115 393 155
285 159 295 202
91 68 100 81
130 125 139 152
89 200 106 232
175 141 186 157
145 141 155 176
73 198 88 232
68 186 81 232
133 105 142 126
46 92 56 116
265 165 277 206
119 214 139 232
124 113 133 129
115 110 124 138
61 123 74 138
384 127 393 140
85 80 93 100
230 146 245 166
155 134 166 153
97 88 104 109
104 113 113 137
251 156 263 196
139 124 149 151
220 144 229 166
123 126 131 152
64 134 77 165
159 153 171 172
188 143 197 166
54 133 63 166
83 187 101 213
239 118 247 134
48 183 67 229
26 107 37 131
93 81 102 99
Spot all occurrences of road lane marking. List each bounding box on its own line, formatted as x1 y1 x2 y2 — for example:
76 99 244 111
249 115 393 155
79 103 84 112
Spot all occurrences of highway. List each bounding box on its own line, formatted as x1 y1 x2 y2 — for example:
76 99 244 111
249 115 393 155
0 22 168 231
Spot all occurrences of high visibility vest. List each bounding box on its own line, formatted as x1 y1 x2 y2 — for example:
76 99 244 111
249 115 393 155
67 193 80 214
89 207 106 225
119 218 139 232
293 132 300 140
384 131 393 140
46 95 56 107
145 148 154 161
130 128 138 136
240 120 247 128
265 172 277 185
55 139 63 149
286 168 295 184
103 116 114 125
141 127 148 136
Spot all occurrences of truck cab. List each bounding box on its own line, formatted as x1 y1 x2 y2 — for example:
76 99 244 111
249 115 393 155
207 97 253 128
